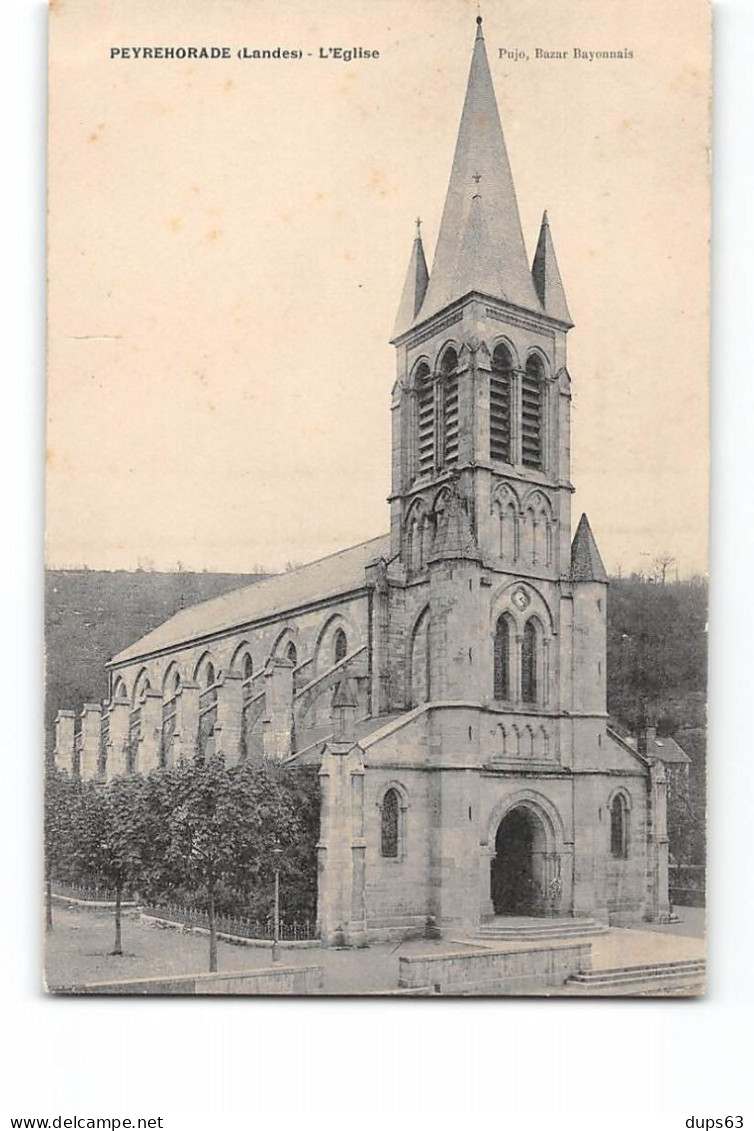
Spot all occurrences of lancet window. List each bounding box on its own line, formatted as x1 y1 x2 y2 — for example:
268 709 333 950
610 794 629 859
522 355 544 470
333 627 348 664
493 615 511 701
381 788 401 858
440 348 459 468
521 619 538 704
490 343 513 464
415 363 435 478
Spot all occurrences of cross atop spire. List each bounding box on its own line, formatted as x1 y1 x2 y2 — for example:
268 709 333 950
414 15 541 324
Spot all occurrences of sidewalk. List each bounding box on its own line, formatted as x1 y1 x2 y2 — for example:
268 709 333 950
44 903 705 996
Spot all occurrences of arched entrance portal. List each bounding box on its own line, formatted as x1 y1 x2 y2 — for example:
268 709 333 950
491 805 550 916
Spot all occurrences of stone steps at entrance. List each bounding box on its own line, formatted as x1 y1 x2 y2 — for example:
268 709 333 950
476 917 607 942
566 958 706 995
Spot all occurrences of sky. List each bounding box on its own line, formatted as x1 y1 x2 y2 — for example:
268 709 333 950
46 0 710 577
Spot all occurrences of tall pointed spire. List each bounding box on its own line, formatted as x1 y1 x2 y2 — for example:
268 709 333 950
416 16 541 323
393 219 430 338
532 210 573 325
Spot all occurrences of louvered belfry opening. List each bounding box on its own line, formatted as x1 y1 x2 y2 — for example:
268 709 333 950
415 363 435 477
441 348 459 467
522 355 544 469
490 343 513 463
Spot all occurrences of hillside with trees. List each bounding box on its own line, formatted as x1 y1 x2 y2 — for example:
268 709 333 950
607 572 708 868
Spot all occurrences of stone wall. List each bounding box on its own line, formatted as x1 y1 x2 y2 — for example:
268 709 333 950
398 941 592 995
57 964 324 996
363 767 431 937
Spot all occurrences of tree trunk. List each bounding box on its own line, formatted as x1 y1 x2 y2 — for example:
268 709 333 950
113 881 123 956
45 858 53 933
208 886 218 973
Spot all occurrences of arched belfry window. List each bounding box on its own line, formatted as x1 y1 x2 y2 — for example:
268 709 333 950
522 355 544 470
521 619 538 704
440 348 459 468
610 794 629 858
286 641 298 668
493 615 511 701
415 363 435 478
381 788 402 858
490 344 513 464
333 628 347 664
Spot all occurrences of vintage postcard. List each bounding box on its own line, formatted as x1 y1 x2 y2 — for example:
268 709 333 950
45 0 709 996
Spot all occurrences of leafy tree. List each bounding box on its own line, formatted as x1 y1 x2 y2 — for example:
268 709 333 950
43 762 79 931
68 775 152 955
161 756 300 972
267 763 320 922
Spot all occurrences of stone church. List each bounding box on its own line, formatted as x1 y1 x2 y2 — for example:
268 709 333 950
54 17 672 943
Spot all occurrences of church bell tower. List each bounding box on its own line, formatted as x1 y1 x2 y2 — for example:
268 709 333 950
389 16 575 589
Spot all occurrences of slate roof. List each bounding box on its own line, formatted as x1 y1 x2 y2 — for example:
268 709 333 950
570 514 608 583
110 533 391 665
624 734 692 764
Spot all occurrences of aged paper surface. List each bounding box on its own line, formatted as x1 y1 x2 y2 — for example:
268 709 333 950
45 0 709 997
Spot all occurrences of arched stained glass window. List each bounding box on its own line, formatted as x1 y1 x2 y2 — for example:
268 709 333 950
381 788 401 858
333 628 348 664
610 794 628 858
493 615 511 700
521 619 538 704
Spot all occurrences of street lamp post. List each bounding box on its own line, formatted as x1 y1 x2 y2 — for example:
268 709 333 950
271 841 283 964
